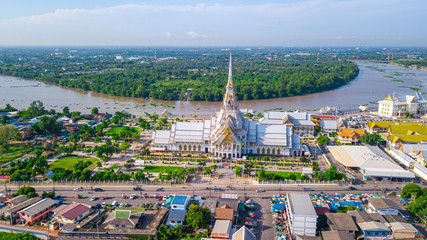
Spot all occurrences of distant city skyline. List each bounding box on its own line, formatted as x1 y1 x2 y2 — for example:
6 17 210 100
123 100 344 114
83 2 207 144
0 0 426 47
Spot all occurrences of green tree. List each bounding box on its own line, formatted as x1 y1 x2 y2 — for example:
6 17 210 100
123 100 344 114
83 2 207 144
317 134 330 145
234 166 242 177
186 204 211 229
360 133 381 145
31 116 63 135
91 107 99 114
0 125 18 149
17 186 38 198
62 106 70 117
401 183 423 198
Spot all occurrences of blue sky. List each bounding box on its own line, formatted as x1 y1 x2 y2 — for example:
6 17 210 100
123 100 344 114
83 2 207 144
0 0 426 46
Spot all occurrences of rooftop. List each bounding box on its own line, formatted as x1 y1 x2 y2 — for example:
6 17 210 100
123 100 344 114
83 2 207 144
321 231 354 240
212 220 232 234
232 225 256 240
167 209 187 222
215 204 234 221
57 203 91 221
171 195 190 206
369 198 400 210
325 213 358 231
19 198 56 217
115 210 131 219
287 192 316 216
358 221 389 231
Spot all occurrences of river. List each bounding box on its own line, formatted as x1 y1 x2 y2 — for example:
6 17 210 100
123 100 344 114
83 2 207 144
1 61 427 115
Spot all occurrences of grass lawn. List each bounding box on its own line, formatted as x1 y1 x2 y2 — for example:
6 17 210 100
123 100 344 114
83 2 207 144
107 126 142 136
142 165 184 173
265 171 302 179
50 156 100 172
115 207 144 214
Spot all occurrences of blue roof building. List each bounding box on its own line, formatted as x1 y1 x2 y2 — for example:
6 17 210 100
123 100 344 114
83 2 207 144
171 195 191 210
166 209 187 227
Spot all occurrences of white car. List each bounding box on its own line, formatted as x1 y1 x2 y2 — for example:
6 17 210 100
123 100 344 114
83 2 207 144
101 202 106 207
91 196 97 201
73 188 82 191
130 194 137 199
119 203 124 207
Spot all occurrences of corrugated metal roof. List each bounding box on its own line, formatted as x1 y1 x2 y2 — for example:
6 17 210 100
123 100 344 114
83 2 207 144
19 198 56 217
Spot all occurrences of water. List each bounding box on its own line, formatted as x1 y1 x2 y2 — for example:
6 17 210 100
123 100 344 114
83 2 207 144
1 61 427 115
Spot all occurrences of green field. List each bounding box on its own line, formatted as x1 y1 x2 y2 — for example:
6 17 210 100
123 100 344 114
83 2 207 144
142 165 184 173
107 126 142 136
265 171 302 179
50 156 100 172
115 207 144 214
0 145 31 164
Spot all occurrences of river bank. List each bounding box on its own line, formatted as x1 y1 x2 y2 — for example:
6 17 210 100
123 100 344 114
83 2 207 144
390 63 427 72
1 61 427 115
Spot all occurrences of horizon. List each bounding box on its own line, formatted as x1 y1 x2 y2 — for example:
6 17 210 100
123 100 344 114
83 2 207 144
0 0 426 47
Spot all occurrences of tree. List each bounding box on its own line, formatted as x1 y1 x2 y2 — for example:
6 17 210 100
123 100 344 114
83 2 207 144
62 106 70 117
204 167 212 175
360 133 381 145
401 183 423 198
234 166 242 177
317 134 330 145
0 125 18 149
186 204 211 229
120 142 131 152
17 186 38 198
31 116 63 135
323 166 345 181
91 107 99 114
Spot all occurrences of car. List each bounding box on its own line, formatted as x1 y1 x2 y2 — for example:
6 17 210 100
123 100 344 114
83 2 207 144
91 196 97 201
112 201 118 206
133 187 142 191
94 203 101 209
93 188 104 192
303 188 314 191
156 188 164 191
348 186 357 190
381 187 390 191
101 202 107 207
256 189 266 192
162 196 167 201
119 203 124 207
130 194 137 200
122 194 128 199
73 188 82 191
387 191 397 196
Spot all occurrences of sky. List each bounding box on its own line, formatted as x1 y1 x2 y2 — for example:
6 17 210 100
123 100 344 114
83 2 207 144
0 0 426 47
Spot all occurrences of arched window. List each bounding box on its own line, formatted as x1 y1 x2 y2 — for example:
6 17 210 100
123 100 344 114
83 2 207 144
198 145 201 151
184 145 187 151
179 145 182 151
267 148 270 155
277 149 281 155
272 148 276 155
262 148 265 154
257 147 260 154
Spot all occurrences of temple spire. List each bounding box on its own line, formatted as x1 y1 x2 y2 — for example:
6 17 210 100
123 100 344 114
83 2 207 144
226 50 234 89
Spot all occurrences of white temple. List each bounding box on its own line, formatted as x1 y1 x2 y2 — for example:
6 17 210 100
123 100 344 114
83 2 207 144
152 52 304 158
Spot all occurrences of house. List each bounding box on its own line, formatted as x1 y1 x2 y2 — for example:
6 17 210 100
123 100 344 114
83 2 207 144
6 195 27 207
215 204 234 222
357 221 391 239
211 220 232 239
285 193 317 237
103 210 143 230
166 209 186 227
202 200 217 217
378 92 427 117
259 112 315 137
0 197 42 223
63 123 83 133
367 198 401 216
232 225 256 240
54 203 92 224
389 222 425 239
171 195 191 210
366 121 424 134
325 213 358 235
18 198 57 225
408 150 427 166
321 231 354 240
386 124 427 149
337 129 365 144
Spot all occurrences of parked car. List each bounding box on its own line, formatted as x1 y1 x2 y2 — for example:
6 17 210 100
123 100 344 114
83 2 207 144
112 201 118 207
348 186 357 190
101 202 107 208
303 188 314 191
119 203 124 207
94 188 104 192
130 194 137 200
387 191 397 196
156 188 164 191
91 196 97 201
133 187 142 191
73 188 82 191
256 189 266 192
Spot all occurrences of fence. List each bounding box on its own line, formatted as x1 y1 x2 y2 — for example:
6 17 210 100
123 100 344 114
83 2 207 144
3 179 186 186
258 180 344 185
59 232 156 239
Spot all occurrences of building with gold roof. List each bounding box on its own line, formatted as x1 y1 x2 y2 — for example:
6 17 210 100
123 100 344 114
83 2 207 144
366 121 425 134
337 128 365 144
151 52 303 158
386 124 427 148
378 92 427 118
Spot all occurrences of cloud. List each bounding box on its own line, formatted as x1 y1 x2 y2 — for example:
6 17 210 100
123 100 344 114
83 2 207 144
187 31 208 39
164 32 171 38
